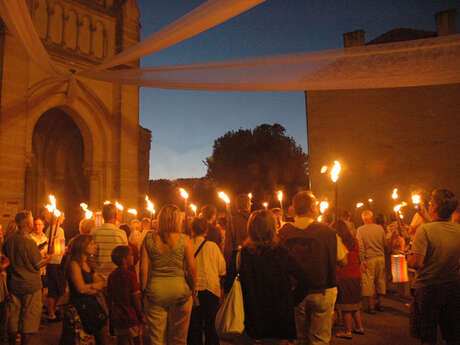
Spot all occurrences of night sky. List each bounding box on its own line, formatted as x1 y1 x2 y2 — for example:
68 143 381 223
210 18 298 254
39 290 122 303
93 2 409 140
138 0 459 180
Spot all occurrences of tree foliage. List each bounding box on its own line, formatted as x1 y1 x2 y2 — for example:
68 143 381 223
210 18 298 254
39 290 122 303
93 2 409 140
205 124 308 204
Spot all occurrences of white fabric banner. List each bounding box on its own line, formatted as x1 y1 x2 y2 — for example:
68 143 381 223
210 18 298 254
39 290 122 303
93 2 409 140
81 35 460 91
0 0 459 92
89 0 266 71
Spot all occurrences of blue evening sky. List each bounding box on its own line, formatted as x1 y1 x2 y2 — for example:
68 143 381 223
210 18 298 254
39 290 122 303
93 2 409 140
138 0 459 179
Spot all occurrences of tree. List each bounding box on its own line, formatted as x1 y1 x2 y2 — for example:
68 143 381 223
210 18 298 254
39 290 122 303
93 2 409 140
205 123 308 205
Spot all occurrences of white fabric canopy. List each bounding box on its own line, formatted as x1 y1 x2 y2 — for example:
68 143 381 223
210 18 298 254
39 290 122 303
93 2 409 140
0 0 459 92
81 35 460 91
0 0 264 75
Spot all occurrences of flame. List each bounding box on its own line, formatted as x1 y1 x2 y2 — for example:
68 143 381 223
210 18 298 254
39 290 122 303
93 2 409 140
45 194 61 218
330 161 341 182
248 193 252 200
277 191 283 202
80 203 93 219
368 198 373 203
320 165 328 174
263 202 268 209
127 209 137 216
394 202 407 213
392 188 399 200
104 200 111 205
356 202 364 208
145 196 155 214
412 194 421 205
190 204 197 214
317 215 323 222
115 201 124 211
319 201 329 214
179 188 189 200
218 192 230 204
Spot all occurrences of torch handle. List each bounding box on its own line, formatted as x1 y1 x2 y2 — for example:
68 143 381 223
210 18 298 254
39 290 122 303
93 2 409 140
47 218 55 255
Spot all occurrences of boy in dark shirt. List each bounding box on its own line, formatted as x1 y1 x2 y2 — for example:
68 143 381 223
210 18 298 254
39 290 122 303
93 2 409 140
108 246 145 345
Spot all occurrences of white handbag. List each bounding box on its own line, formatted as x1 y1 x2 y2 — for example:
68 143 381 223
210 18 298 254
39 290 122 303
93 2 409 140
215 248 244 337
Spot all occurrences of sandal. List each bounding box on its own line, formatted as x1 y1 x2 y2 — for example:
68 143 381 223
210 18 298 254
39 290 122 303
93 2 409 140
336 331 352 339
352 328 365 335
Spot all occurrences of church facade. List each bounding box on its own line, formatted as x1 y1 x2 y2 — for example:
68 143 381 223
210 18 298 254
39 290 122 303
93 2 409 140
0 0 151 229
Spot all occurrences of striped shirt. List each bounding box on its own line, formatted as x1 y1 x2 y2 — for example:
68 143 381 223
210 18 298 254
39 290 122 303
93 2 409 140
94 223 128 279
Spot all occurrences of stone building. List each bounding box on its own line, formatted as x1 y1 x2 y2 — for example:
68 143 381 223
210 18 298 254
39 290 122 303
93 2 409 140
0 0 151 232
307 9 459 214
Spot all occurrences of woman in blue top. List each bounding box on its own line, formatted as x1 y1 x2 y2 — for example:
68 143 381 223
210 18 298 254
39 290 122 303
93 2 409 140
140 204 196 345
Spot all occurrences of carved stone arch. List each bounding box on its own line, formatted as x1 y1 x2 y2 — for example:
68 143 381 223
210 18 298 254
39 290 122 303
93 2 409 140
49 2 64 44
78 14 92 54
26 92 111 177
64 9 78 50
93 21 106 58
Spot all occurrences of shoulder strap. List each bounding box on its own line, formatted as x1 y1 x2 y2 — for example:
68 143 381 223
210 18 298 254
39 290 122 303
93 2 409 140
194 239 207 258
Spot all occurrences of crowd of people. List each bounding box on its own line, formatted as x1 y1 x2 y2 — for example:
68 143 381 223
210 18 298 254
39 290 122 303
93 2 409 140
0 188 459 345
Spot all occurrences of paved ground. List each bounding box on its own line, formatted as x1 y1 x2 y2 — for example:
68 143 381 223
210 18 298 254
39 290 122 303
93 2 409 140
28 294 430 345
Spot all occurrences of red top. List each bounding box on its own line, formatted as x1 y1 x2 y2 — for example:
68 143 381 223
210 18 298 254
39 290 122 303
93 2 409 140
107 267 141 329
337 239 361 279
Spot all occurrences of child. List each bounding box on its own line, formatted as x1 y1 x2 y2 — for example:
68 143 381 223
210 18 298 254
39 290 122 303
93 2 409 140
108 245 145 345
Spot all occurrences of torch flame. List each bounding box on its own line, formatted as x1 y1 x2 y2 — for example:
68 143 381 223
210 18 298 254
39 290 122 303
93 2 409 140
356 202 364 208
368 198 373 203
80 203 93 219
128 209 137 216
263 202 268 209
330 161 341 183
45 194 61 217
115 201 124 211
190 204 197 214
320 165 328 174
412 194 421 205
319 201 329 214
277 191 283 202
248 193 252 200
317 215 323 222
392 188 399 200
145 196 155 214
394 202 407 213
218 192 230 204
104 200 111 205
179 188 189 200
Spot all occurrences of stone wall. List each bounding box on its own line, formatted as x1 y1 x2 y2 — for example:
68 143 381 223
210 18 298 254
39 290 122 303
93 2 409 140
307 83 460 213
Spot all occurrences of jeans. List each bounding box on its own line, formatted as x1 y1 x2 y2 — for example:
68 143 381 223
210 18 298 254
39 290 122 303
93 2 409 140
295 287 337 345
187 290 220 345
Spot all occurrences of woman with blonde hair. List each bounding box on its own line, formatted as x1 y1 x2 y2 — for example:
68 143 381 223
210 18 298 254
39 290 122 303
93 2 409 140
224 210 307 343
140 204 196 345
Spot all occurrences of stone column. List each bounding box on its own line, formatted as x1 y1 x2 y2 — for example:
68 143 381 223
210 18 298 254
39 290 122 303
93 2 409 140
84 165 102 209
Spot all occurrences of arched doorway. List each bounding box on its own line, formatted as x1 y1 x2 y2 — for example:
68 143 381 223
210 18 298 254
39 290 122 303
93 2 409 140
26 108 89 237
